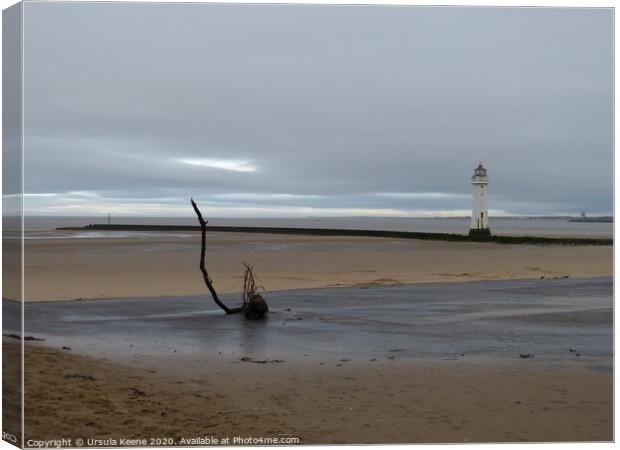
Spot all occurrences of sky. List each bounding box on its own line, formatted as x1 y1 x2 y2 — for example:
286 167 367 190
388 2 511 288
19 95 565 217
21 3 613 218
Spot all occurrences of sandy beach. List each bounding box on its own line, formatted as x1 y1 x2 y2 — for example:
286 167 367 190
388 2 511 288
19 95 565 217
10 233 613 445
16 340 612 444
20 232 612 301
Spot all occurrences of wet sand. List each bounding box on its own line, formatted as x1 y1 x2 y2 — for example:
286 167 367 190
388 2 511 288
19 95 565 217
19 278 613 364
20 233 612 301
13 277 613 444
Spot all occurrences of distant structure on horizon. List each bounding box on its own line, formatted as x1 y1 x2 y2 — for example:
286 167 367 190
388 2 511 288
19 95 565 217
469 163 491 237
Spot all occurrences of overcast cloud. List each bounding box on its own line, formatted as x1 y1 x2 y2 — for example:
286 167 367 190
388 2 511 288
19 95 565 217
22 4 613 217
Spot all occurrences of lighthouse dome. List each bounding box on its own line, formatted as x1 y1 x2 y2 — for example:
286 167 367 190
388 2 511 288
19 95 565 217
474 163 487 177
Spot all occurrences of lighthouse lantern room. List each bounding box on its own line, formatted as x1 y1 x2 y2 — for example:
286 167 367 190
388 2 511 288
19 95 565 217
469 163 491 237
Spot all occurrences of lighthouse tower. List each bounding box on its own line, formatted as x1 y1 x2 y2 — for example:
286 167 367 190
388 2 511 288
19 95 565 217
469 163 491 237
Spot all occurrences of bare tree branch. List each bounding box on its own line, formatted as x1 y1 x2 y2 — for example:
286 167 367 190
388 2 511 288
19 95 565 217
191 198 241 314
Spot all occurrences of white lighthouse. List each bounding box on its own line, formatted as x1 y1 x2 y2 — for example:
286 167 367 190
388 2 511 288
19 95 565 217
469 163 491 236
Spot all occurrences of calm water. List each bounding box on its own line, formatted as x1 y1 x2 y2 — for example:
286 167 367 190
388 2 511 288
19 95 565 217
19 215 613 239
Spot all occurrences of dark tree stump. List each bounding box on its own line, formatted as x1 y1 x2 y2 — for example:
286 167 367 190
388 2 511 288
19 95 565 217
242 293 269 320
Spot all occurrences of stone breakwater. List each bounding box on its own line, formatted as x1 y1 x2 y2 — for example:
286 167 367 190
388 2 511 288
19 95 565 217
56 224 613 246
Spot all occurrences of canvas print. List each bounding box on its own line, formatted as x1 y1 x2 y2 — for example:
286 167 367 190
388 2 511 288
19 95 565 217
2 2 613 447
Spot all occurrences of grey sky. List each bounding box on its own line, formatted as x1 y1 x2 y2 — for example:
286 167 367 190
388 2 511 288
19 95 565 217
22 3 613 217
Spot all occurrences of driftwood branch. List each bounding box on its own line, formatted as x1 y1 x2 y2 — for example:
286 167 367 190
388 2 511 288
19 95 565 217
191 198 241 314
241 263 268 319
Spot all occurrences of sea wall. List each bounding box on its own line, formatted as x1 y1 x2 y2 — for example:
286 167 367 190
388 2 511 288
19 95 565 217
56 224 613 246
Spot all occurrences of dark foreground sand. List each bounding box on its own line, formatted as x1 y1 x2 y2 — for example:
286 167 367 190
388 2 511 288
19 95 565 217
15 341 612 445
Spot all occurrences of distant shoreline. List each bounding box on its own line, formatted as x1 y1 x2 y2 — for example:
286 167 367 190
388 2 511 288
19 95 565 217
568 217 613 223
56 224 613 246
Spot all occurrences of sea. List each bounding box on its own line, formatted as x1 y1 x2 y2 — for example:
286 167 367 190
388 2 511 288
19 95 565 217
14 216 614 240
